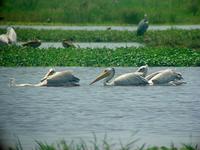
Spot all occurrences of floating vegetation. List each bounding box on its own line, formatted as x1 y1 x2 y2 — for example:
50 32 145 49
0 46 199 67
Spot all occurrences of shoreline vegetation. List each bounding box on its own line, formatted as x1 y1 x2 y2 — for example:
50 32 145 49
0 0 200 24
0 47 199 67
7 137 199 150
1 29 200 49
0 29 200 67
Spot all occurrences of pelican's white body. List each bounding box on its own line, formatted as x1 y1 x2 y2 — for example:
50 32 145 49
0 27 17 46
10 69 80 87
0 34 9 45
146 69 185 85
110 72 149 86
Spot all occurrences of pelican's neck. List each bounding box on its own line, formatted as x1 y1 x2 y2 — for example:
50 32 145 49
103 70 115 86
6 28 17 44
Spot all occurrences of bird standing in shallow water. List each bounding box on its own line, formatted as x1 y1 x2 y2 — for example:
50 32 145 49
137 14 149 36
62 39 76 48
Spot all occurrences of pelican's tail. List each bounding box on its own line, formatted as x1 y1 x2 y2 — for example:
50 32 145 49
9 78 16 87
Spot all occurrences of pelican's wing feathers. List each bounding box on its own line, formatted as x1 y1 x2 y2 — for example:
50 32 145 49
148 69 177 85
46 71 80 86
0 34 9 45
145 70 163 80
113 73 149 86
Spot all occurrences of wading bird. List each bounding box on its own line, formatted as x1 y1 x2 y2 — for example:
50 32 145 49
0 27 17 46
146 69 186 86
62 39 76 48
90 65 149 86
137 14 149 36
10 68 80 87
22 39 41 48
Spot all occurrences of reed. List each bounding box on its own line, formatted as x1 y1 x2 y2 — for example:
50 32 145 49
8 137 199 150
0 0 200 24
0 46 199 67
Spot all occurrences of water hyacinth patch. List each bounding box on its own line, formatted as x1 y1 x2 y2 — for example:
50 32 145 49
0 46 199 67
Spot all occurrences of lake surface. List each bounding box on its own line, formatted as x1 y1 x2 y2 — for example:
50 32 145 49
19 42 144 49
1 25 200 31
0 67 200 149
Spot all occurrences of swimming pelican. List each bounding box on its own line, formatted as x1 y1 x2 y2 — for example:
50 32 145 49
135 64 148 77
0 27 17 45
10 68 80 87
137 14 149 36
22 39 41 48
146 69 186 85
90 65 149 86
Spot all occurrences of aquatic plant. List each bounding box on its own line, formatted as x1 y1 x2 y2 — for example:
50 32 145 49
1 0 200 24
0 46 199 67
7 136 199 150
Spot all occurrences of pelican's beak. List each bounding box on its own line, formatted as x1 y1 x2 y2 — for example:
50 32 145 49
90 71 110 85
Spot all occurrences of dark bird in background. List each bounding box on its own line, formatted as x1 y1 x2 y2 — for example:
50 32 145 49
106 27 111 30
137 14 149 36
62 39 76 48
22 39 41 48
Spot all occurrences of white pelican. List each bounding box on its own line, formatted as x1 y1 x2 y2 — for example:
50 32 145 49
90 65 149 86
146 69 186 85
0 27 17 45
10 68 80 87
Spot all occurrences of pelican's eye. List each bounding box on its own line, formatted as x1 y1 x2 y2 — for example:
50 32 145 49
176 73 183 79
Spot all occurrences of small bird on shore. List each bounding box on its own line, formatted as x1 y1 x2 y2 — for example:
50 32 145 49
106 27 111 30
62 39 76 48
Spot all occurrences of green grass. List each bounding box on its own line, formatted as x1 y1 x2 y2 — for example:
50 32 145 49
0 46 199 67
8 137 199 150
0 0 200 24
1 29 200 49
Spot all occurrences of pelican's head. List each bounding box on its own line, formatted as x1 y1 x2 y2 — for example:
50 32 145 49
40 68 56 82
143 14 148 23
136 65 148 77
6 26 17 44
175 72 183 80
90 68 115 85
6 27 15 34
